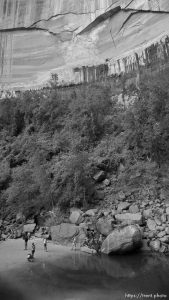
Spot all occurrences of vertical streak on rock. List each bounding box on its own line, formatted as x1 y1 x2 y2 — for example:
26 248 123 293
0 32 13 84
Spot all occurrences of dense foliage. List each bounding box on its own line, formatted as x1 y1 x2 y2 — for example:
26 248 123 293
1 70 169 220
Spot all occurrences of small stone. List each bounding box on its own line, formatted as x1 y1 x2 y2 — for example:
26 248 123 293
154 216 161 226
165 227 169 235
93 171 106 183
147 219 156 231
160 236 169 243
115 213 142 225
84 209 97 217
157 231 166 238
148 231 155 239
103 179 110 186
161 215 167 223
159 245 167 253
149 240 161 252
166 207 169 215
118 191 126 201
143 209 152 219
111 210 116 216
129 205 139 214
118 202 130 211
103 211 110 217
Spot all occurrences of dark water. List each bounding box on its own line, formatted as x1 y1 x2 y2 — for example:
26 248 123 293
0 252 169 300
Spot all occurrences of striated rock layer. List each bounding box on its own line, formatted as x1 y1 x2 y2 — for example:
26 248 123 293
0 0 169 89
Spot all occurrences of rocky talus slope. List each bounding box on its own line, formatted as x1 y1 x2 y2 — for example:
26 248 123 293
1 170 169 255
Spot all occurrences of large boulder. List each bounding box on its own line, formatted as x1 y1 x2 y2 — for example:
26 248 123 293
69 209 83 225
101 225 142 254
96 218 113 236
115 213 143 225
23 223 36 233
51 223 79 244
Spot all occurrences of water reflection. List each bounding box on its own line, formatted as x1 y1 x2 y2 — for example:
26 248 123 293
1 253 169 300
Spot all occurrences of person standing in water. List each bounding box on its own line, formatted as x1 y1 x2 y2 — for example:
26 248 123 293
31 242 35 258
43 238 47 252
23 232 28 250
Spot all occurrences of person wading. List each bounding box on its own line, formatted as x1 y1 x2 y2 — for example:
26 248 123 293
31 242 35 258
43 238 47 252
23 232 28 250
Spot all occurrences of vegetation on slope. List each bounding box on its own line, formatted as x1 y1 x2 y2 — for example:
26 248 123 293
1 70 169 221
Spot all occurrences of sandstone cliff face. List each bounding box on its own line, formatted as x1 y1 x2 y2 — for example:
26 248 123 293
0 0 169 89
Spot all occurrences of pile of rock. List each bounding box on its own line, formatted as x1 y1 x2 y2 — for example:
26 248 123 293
50 194 169 255
0 215 37 241
50 207 143 255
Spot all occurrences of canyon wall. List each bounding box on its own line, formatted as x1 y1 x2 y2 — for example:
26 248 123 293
0 0 169 89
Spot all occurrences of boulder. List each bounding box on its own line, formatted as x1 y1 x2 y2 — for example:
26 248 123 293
154 216 161 226
1 234 7 240
103 179 110 186
143 209 152 219
141 240 151 252
115 213 142 225
26 219 35 224
159 245 167 253
166 207 169 215
149 240 161 252
69 210 82 225
96 218 113 236
16 212 25 223
51 223 79 244
147 219 156 231
165 227 169 235
161 215 167 223
15 227 23 238
117 202 130 211
129 205 139 214
157 231 166 238
23 223 36 233
93 171 106 183
160 236 169 243
84 209 97 217
77 231 86 247
101 225 142 254
81 246 96 255
118 191 126 201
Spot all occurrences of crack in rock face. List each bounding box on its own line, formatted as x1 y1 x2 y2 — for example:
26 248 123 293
0 0 169 89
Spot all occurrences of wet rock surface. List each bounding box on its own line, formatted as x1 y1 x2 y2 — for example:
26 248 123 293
1 0 169 89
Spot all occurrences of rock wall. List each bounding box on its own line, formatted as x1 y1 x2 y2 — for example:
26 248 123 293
1 0 169 89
